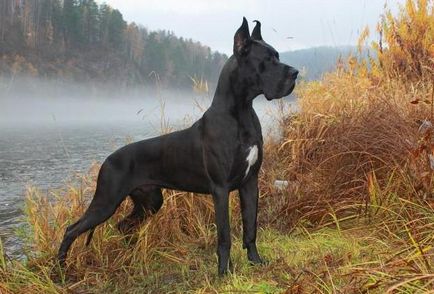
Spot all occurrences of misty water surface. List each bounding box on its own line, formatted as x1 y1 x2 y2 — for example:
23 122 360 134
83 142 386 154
0 77 296 257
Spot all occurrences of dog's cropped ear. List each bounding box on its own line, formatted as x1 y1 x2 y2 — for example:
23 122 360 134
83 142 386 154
233 17 251 57
251 20 262 41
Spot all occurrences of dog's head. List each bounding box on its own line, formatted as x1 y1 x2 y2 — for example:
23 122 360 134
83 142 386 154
233 17 298 101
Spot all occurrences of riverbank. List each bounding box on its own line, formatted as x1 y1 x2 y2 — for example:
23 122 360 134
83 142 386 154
1 174 433 293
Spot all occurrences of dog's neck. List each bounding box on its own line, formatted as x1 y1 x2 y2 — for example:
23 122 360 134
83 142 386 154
210 56 257 113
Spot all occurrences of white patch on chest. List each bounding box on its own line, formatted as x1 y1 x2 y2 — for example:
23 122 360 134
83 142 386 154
244 145 258 178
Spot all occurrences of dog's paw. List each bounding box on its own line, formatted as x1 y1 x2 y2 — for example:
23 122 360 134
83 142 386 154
248 254 269 266
218 268 228 276
217 259 233 276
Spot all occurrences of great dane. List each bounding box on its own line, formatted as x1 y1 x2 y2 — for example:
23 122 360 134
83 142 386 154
58 17 298 275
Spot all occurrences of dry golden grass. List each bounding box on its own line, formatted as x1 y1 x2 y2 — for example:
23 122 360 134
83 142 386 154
261 74 428 228
259 0 434 231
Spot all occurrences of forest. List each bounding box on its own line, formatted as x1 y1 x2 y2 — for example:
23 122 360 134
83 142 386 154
0 0 227 88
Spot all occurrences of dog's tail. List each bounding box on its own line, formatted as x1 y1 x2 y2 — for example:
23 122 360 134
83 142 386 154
85 229 95 246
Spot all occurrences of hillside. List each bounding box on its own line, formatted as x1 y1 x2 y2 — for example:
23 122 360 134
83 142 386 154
0 0 366 91
281 46 369 80
0 0 227 88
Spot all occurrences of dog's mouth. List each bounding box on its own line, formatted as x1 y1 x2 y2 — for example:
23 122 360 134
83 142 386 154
286 82 296 95
264 81 296 101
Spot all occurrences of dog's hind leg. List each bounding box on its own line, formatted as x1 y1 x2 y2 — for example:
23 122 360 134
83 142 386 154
57 164 130 265
117 187 163 235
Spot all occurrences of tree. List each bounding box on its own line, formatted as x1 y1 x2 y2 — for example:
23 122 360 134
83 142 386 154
107 8 126 48
63 0 82 47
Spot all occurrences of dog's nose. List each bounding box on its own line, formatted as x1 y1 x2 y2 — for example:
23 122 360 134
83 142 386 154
290 69 299 80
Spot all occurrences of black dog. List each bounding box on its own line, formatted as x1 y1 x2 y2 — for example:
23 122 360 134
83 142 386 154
58 17 298 275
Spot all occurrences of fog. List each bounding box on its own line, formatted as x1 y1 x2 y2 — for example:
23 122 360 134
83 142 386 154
0 76 211 126
0 76 295 129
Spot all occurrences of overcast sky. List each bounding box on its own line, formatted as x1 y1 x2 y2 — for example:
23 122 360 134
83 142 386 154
99 0 405 55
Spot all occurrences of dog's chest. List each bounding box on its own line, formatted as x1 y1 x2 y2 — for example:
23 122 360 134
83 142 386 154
234 112 263 181
227 139 262 184
244 145 259 178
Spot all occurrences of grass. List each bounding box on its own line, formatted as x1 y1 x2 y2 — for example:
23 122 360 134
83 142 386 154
2 183 431 293
1 0 434 292
0 189 392 294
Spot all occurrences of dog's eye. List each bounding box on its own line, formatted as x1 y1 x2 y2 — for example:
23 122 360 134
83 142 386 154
272 55 279 64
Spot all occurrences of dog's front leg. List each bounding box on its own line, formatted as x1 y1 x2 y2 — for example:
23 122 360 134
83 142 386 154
212 186 232 275
239 176 265 265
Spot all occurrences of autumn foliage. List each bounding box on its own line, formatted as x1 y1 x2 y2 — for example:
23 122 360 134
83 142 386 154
268 0 434 216
372 0 434 82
